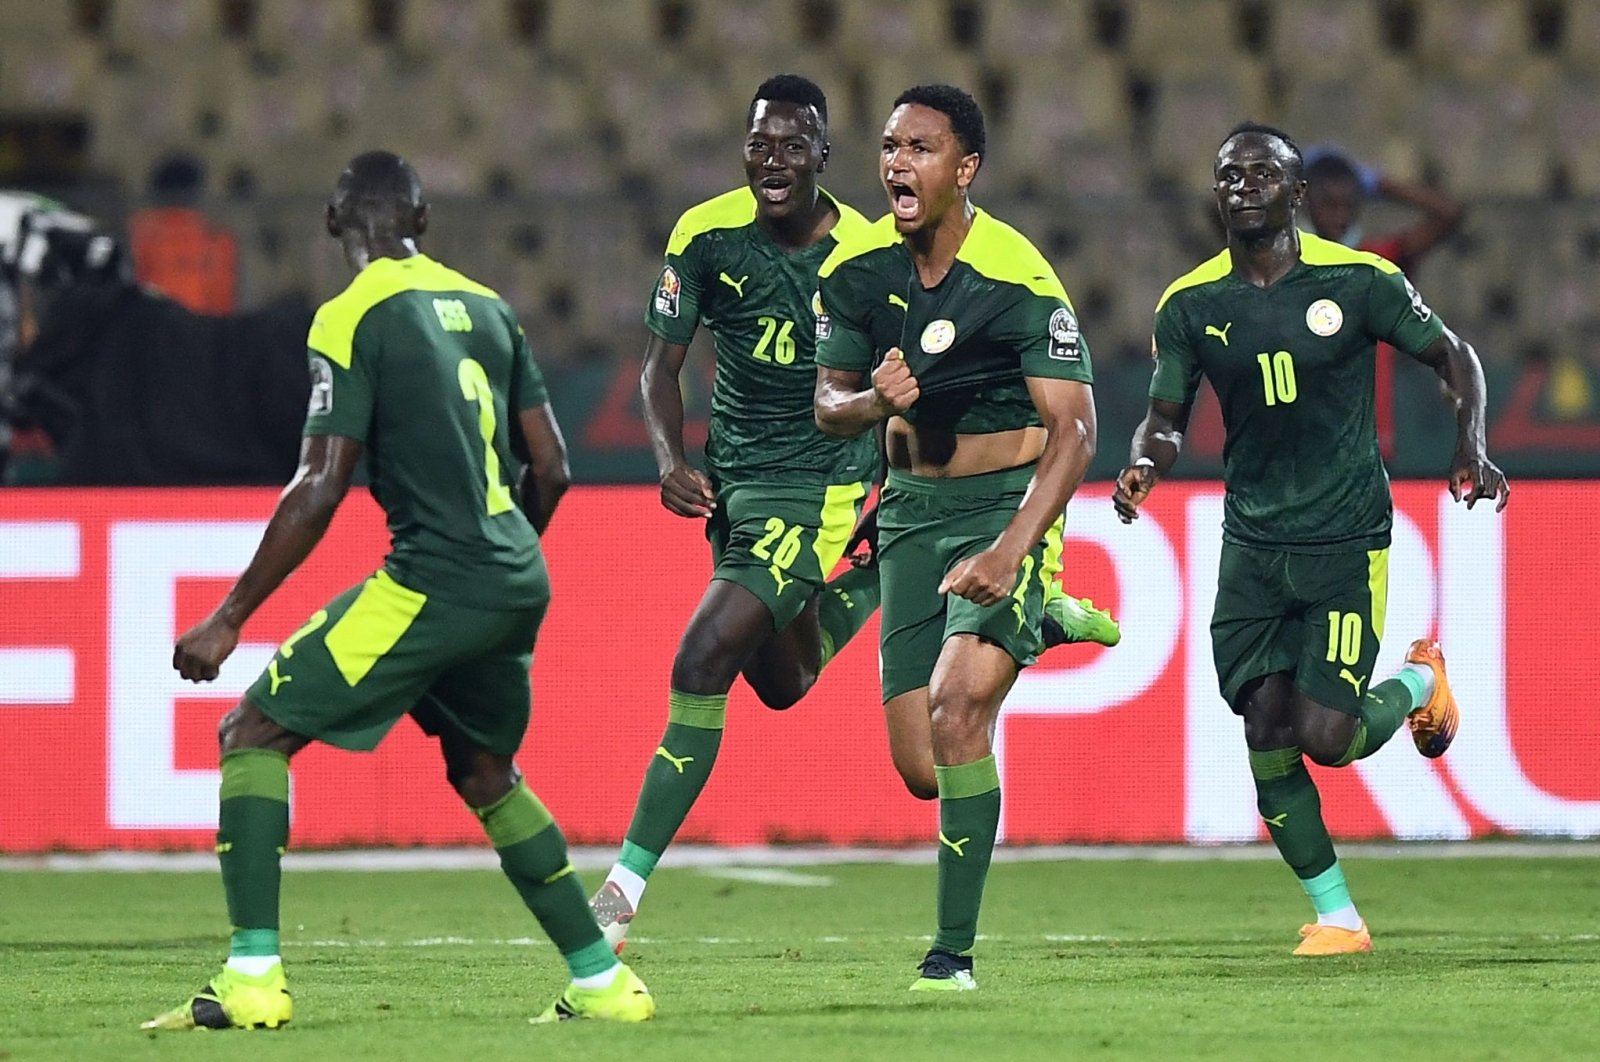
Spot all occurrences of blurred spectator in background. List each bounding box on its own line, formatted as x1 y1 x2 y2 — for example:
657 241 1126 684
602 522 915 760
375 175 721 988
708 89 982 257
1303 148 1464 460
128 152 237 315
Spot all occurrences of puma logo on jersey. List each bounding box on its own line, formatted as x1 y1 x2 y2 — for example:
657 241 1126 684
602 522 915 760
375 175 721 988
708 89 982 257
655 746 694 774
888 293 908 311
1339 668 1367 696
1263 812 1289 828
719 272 750 297
939 831 971 857
770 566 793 595
1205 322 1233 346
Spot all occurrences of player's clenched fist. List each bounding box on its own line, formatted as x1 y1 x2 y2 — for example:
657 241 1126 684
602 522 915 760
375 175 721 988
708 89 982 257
939 547 1021 606
173 614 241 682
1112 461 1156 524
871 347 919 416
659 463 716 518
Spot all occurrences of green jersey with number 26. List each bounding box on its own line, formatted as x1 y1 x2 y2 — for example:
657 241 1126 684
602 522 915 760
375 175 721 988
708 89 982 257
644 186 878 485
1150 232 1446 554
303 253 550 607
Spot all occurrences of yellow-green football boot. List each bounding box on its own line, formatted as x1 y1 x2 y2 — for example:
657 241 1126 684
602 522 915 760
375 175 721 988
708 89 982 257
142 962 293 1030
530 962 655 1024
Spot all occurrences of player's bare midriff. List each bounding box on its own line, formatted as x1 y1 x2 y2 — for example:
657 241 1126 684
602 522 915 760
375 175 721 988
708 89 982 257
885 418 1045 478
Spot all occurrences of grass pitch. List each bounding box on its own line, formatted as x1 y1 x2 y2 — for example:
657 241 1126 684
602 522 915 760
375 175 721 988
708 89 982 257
2 854 1597 1060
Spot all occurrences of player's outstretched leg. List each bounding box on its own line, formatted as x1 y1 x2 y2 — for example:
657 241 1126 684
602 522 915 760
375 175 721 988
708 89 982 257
470 778 654 1023
1322 640 1453 764
145 734 296 1030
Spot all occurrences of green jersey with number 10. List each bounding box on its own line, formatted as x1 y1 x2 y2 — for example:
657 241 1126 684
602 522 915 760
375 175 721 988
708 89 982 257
644 187 878 485
1149 232 1446 553
303 253 549 607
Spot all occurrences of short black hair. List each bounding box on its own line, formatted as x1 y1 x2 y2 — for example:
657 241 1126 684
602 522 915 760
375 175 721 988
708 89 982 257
893 84 986 160
334 150 424 230
1220 122 1303 177
1305 151 1360 186
748 74 828 128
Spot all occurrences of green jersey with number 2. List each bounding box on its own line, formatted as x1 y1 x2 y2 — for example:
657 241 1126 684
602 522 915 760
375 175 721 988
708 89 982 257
1149 232 1446 553
303 253 550 606
644 186 878 484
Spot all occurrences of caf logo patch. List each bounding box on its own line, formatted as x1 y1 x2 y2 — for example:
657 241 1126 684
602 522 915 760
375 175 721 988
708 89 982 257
307 356 334 416
920 319 956 354
813 291 832 341
1305 298 1343 337
1402 276 1433 322
1048 307 1081 361
654 266 682 318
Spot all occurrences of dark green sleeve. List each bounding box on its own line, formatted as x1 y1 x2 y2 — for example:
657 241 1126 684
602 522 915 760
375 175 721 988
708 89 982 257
814 267 874 372
1010 291 1093 385
1367 267 1447 356
1149 297 1202 403
506 309 548 412
643 232 706 345
303 316 376 441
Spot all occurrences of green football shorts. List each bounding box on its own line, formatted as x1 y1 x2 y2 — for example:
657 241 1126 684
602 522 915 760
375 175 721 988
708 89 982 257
246 567 548 755
706 477 870 628
1210 542 1390 715
876 463 1063 702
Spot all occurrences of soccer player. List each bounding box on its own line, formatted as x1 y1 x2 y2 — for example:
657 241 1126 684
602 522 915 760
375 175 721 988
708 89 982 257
814 85 1098 992
1114 124 1509 955
146 151 653 1029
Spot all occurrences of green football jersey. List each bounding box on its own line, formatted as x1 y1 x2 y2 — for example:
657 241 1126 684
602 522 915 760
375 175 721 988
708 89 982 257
304 253 550 606
815 208 1093 435
644 186 877 484
1150 231 1446 553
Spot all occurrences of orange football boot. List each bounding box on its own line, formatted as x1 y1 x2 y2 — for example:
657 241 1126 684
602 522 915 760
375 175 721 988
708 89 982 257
1404 638 1458 758
1294 921 1373 956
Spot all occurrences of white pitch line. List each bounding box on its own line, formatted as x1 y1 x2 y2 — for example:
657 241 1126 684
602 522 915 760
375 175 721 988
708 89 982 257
696 867 834 887
5 840 1600 873
279 932 1599 949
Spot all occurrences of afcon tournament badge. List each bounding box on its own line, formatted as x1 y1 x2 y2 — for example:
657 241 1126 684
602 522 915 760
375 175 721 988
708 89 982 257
920 319 956 354
655 266 682 318
307 356 333 416
1048 306 1081 361
812 290 832 341
1305 298 1343 337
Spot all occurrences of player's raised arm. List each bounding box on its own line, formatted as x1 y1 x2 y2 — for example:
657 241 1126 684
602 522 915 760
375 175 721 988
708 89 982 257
640 332 715 517
1410 327 1509 511
173 434 361 681
1114 397 1192 524
814 351 918 438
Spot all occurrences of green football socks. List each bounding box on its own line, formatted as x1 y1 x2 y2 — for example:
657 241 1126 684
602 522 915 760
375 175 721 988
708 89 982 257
1337 675 1422 765
620 690 727 879
932 755 1002 956
1249 747 1337 881
475 780 616 980
816 565 880 668
218 749 290 959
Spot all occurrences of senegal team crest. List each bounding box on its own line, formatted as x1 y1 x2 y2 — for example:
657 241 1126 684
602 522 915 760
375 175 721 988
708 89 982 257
655 266 681 318
920 319 956 354
1305 298 1343 337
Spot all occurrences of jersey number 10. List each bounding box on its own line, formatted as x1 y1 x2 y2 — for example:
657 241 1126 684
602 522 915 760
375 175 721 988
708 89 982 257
1256 350 1298 406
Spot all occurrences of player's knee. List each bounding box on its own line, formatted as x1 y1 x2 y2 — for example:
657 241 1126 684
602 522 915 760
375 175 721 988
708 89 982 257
1299 734 1347 768
899 772 938 801
670 642 740 697
928 699 986 749
218 699 291 755
1293 715 1355 767
446 757 515 809
746 670 813 712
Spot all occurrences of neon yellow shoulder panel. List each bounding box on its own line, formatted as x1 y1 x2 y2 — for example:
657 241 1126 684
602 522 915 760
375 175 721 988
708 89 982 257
826 190 875 247
1155 249 1231 313
957 208 1071 304
309 254 501 368
819 212 901 279
1298 230 1401 274
665 187 757 257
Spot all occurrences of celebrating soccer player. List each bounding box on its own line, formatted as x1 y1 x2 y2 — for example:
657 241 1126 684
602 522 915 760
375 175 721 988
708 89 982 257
813 85 1101 991
1113 124 1509 955
148 152 654 1029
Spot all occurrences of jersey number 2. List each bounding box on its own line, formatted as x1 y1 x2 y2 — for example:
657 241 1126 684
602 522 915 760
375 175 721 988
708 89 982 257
458 358 516 516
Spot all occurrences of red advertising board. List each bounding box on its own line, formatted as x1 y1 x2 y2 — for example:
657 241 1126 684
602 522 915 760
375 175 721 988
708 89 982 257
2 483 1597 852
